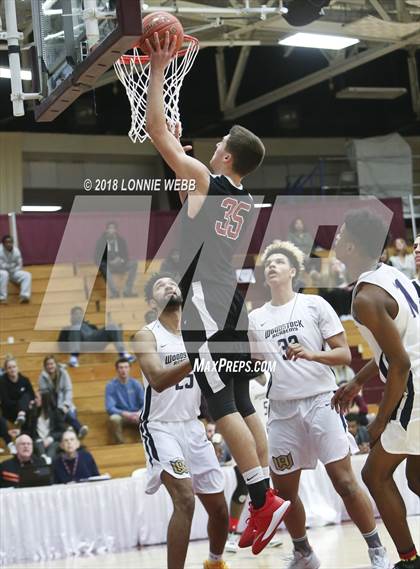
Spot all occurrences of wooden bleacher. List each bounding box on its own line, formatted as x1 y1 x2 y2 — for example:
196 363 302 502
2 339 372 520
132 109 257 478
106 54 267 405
0 263 165 478
0 262 376 478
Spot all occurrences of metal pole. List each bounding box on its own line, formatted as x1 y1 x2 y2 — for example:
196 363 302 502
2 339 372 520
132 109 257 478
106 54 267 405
408 194 417 237
8 212 18 247
4 0 25 116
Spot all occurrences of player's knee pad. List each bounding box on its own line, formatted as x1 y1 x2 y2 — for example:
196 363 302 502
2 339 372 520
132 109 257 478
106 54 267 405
206 388 237 421
233 380 255 418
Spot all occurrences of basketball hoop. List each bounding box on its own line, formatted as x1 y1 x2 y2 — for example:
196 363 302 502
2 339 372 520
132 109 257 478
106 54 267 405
114 35 199 143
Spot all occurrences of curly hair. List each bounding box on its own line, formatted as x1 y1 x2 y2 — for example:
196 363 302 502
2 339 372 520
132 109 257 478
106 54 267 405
261 240 305 281
144 272 178 303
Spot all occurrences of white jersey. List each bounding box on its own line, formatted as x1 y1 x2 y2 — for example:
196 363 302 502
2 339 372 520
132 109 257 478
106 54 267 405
250 379 269 428
353 264 420 390
141 320 201 423
249 294 344 401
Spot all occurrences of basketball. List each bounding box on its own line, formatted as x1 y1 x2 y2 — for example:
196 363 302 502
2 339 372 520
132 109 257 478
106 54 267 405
138 12 184 55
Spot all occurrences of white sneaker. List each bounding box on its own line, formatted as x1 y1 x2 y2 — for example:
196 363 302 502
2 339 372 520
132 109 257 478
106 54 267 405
225 535 239 553
285 550 321 569
68 356 79 367
369 547 393 569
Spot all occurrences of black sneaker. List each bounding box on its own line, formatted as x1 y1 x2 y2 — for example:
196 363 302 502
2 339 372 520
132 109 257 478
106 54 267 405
394 558 420 569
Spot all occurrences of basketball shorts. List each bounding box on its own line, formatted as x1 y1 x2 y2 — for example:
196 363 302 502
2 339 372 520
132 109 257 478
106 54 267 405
181 281 253 397
381 390 420 455
268 391 359 475
141 418 225 495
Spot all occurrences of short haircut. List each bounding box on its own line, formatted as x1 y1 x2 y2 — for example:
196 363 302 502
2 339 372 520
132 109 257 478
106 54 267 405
60 430 78 442
345 413 360 424
344 209 388 259
1 234 12 244
144 272 177 302
261 240 305 282
115 356 131 369
106 221 117 228
226 125 265 177
71 306 83 313
16 433 33 444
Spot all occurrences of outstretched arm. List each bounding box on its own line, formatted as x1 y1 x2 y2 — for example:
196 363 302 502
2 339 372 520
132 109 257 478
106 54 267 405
134 329 192 392
145 32 210 198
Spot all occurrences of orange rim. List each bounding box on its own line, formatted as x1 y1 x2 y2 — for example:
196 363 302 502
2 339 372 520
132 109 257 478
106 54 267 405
119 35 199 65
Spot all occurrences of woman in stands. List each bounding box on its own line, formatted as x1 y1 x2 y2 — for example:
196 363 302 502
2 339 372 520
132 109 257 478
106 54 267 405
390 238 416 280
29 390 66 461
53 430 99 484
38 356 88 439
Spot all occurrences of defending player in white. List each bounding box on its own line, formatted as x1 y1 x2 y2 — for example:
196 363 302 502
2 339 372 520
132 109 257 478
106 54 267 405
334 211 420 569
248 240 392 569
135 273 228 569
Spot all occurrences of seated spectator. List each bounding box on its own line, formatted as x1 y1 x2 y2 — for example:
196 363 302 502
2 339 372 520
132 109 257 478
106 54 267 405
0 433 48 488
144 309 157 324
389 237 416 279
206 421 231 465
39 355 88 438
315 257 352 317
413 233 420 297
95 221 138 298
28 390 67 461
105 357 144 444
0 357 36 430
53 430 99 484
346 413 370 454
0 415 16 454
287 217 313 257
58 306 135 367
0 235 32 304
160 248 181 279
379 247 392 266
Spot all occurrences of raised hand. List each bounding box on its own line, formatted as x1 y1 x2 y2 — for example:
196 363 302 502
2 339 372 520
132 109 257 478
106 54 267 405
146 31 178 71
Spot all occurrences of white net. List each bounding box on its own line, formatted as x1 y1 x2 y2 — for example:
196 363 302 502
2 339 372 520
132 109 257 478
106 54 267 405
114 37 199 143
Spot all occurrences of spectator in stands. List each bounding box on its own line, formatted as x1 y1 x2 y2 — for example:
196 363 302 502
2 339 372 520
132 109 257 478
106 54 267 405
144 309 157 324
379 247 392 266
105 357 144 444
287 217 313 257
30 390 67 461
160 248 181 279
346 413 370 454
389 237 416 279
0 235 32 304
53 430 99 484
58 306 135 367
413 233 420 297
0 415 16 454
0 357 36 431
95 221 138 298
206 422 232 465
39 355 88 438
0 433 47 488
313 257 352 317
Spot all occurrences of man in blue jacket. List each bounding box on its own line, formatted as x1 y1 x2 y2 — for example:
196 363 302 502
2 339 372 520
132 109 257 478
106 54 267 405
105 357 144 444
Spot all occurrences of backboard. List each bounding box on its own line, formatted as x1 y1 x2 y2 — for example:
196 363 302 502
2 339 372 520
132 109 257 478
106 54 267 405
31 0 142 121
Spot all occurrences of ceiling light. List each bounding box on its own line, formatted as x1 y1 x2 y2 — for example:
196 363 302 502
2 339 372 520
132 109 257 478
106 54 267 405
21 206 62 212
0 67 32 81
336 87 407 100
279 33 359 50
254 203 272 209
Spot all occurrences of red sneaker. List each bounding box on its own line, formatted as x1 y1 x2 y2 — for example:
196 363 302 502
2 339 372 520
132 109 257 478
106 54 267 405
251 489 291 555
238 504 256 548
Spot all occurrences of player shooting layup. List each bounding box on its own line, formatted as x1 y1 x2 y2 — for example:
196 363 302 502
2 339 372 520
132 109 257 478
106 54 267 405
135 273 228 569
334 210 420 569
145 32 290 555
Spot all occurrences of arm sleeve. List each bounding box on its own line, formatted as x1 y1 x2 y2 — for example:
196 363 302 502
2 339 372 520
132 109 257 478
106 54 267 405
14 249 23 270
119 237 129 262
88 452 100 476
316 297 345 340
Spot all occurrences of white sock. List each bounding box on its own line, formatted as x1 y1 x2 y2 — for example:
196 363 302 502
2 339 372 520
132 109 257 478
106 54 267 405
208 552 223 561
242 466 265 485
262 466 270 479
